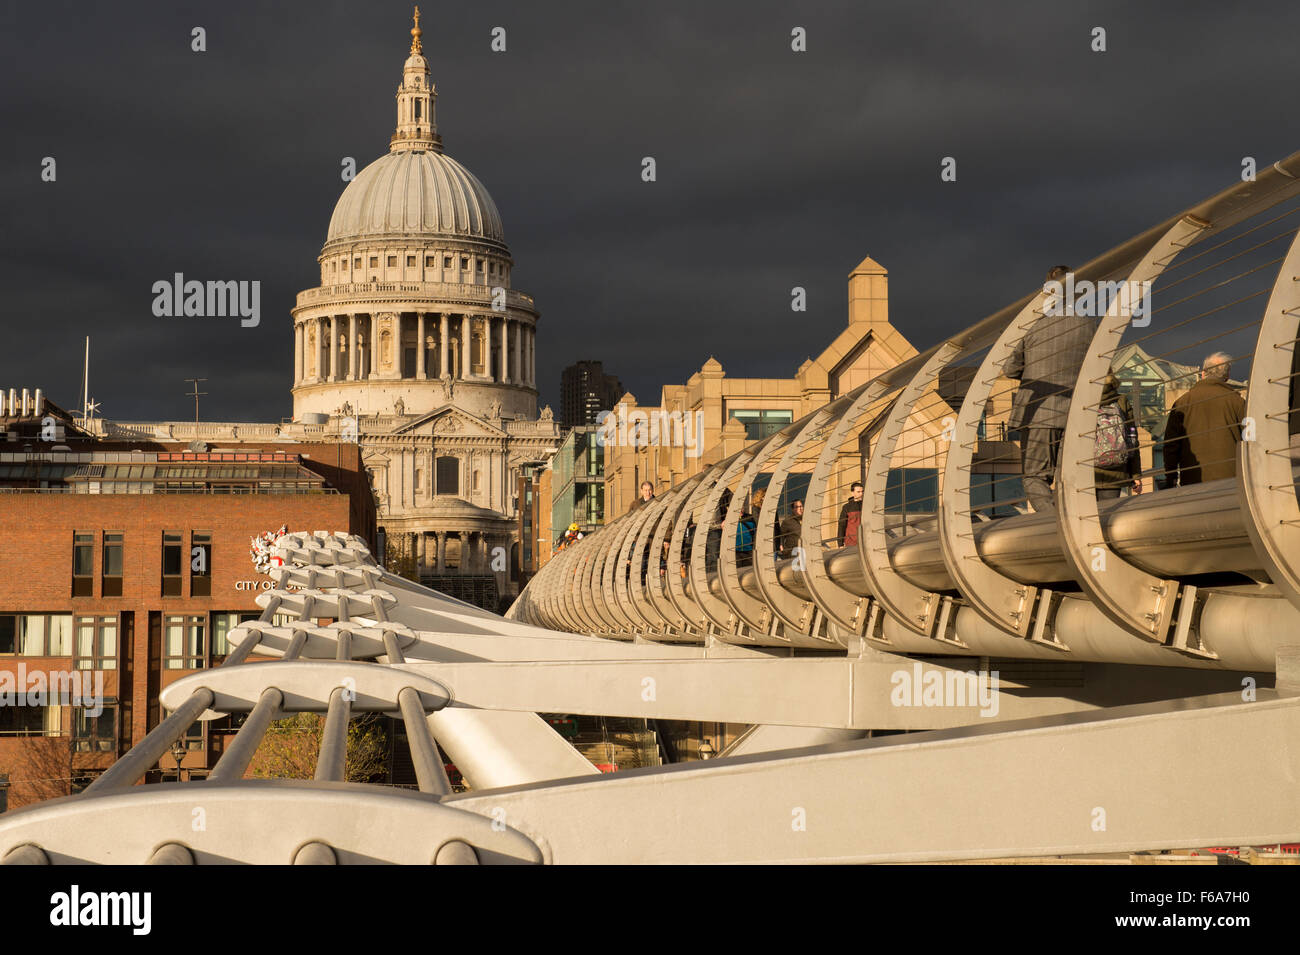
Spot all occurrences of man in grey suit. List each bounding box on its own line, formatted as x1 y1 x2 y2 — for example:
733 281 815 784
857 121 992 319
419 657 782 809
1004 266 1098 512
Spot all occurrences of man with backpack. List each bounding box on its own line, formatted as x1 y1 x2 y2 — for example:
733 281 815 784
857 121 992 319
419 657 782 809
1094 373 1141 500
736 487 763 567
1005 266 1097 512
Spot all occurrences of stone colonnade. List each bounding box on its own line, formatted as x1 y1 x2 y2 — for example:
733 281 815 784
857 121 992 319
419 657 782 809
293 311 536 389
410 529 509 574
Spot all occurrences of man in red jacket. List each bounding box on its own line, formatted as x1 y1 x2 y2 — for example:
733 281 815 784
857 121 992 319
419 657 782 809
838 481 863 547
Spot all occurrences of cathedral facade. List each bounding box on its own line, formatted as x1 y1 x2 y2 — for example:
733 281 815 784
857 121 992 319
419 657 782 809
290 11 560 605
81 12 560 608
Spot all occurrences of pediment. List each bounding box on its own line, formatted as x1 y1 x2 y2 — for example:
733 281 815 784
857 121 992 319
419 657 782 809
391 405 507 438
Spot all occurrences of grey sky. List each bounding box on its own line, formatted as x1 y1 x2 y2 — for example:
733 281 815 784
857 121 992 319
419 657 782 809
2 0 1296 420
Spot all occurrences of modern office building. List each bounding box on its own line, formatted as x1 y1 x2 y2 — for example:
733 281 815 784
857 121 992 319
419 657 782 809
549 426 605 537
560 361 625 429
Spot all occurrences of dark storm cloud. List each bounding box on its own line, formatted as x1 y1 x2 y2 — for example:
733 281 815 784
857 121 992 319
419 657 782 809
1 0 1296 420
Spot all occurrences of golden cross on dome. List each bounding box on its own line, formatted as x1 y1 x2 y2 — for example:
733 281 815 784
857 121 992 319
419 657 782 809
410 6 423 54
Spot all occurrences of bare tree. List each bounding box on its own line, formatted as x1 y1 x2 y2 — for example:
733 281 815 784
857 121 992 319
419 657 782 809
248 712 388 782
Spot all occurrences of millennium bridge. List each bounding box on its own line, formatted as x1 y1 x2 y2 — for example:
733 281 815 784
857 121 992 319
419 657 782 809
3 154 1299 864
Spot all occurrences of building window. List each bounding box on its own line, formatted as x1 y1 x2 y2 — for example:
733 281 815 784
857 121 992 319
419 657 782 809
73 701 117 753
211 612 257 657
101 532 124 597
728 409 794 441
969 472 1025 519
162 531 183 596
476 260 484 272
415 468 423 491
73 531 93 597
369 256 378 268
0 614 72 656
471 332 484 373
461 256 469 269
191 531 212 597
884 468 940 515
164 615 205 670
436 456 459 496
75 615 117 670
425 255 435 267
354 256 362 269
406 255 415 267
387 255 397 268
177 708 204 751
0 703 50 737
444 256 452 268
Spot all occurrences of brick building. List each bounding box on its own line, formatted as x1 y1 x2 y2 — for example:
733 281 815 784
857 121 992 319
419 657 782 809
0 404 373 810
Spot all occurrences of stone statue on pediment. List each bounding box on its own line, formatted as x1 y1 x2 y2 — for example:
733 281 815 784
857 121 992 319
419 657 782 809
441 371 455 401
539 405 553 421
393 396 405 416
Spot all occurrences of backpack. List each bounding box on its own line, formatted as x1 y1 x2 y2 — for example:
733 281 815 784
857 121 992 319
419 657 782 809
736 517 756 553
1095 403 1127 468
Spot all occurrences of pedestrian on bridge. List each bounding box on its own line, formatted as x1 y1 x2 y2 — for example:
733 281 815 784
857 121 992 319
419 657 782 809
779 499 804 558
1005 266 1097 512
1162 352 1246 486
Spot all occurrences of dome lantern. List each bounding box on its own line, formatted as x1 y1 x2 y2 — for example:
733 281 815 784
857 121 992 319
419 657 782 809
392 6 440 153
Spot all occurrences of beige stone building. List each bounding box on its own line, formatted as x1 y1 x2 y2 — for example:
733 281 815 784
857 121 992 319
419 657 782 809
603 256 921 520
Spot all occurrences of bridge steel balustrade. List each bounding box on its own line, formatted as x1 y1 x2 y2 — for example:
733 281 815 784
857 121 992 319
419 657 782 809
718 434 791 638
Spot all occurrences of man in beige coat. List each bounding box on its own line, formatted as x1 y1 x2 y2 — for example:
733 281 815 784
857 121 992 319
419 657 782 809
1163 352 1246 486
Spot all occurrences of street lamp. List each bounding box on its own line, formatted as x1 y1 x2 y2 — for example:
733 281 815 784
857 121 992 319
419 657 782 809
698 739 716 760
169 738 186 783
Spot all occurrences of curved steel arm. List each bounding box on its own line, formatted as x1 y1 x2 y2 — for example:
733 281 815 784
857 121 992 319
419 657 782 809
756 407 837 638
689 456 754 634
860 341 963 636
800 380 892 634
645 481 696 634
599 517 641 634
1056 215 1210 642
938 291 1050 638
651 476 705 634
1239 227 1300 612
624 496 673 632
667 471 716 632
579 537 614 634
613 502 660 631
719 435 788 634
